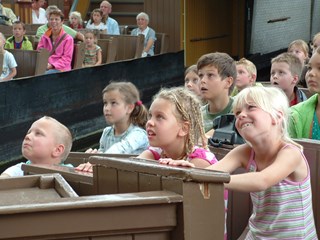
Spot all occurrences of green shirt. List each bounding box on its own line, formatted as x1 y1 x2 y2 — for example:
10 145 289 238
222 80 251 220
36 24 77 39
201 97 234 133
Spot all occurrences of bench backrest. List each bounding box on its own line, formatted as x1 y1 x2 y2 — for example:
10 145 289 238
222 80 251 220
7 48 49 78
99 34 144 61
72 42 85 69
154 33 169 55
97 38 118 64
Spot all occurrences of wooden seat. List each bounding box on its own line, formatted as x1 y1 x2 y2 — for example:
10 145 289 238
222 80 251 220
97 38 118 64
72 42 86 69
154 33 169 55
99 34 144 61
119 25 128 34
7 48 49 78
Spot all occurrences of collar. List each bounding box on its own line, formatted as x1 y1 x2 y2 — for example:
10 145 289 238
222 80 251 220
45 27 63 37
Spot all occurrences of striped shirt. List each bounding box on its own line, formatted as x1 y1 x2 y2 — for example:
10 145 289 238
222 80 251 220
245 144 317 239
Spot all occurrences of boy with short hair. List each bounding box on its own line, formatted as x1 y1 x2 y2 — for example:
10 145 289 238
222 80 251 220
197 52 236 134
231 58 263 97
270 52 307 106
1 116 73 177
5 20 33 50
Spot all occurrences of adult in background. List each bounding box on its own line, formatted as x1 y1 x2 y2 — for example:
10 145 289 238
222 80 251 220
32 0 47 24
86 1 119 35
0 0 17 25
36 5 84 42
37 9 74 74
131 12 156 57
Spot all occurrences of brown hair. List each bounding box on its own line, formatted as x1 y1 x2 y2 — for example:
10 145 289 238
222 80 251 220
102 82 148 129
197 52 236 93
90 8 106 24
153 87 207 157
48 9 64 21
12 20 26 30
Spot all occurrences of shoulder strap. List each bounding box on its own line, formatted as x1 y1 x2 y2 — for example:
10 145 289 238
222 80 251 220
50 33 67 56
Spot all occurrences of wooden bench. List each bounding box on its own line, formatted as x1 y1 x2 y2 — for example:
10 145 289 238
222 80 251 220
72 42 85 69
0 173 181 240
7 48 49 78
99 33 144 61
155 32 169 55
20 156 230 240
97 38 118 64
210 138 320 238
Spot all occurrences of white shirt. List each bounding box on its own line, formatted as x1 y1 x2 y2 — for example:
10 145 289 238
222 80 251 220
32 8 47 24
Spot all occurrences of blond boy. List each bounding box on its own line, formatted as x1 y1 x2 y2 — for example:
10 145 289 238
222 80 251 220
197 52 236 135
231 58 262 97
270 52 307 106
1 116 73 177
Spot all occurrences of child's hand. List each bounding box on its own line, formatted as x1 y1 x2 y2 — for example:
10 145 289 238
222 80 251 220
75 162 93 172
159 158 195 167
85 148 98 153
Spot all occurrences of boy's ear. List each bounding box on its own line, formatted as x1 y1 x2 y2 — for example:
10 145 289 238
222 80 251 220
292 74 299 85
178 121 189 137
225 76 234 89
251 74 257 83
52 144 65 158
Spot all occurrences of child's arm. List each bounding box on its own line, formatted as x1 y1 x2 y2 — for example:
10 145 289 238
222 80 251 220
137 150 155 160
2 67 16 81
225 146 305 192
95 48 102 65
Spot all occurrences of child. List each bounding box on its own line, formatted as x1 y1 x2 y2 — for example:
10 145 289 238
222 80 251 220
82 30 102 67
197 52 236 134
288 39 309 88
1 116 73 177
139 87 227 239
270 52 307 106
289 46 320 139
312 32 320 55
231 58 262 97
161 87 318 239
5 20 33 50
85 8 107 33
0 32 17 81
184 64 201 97
77 81 149 160
69 11 83 30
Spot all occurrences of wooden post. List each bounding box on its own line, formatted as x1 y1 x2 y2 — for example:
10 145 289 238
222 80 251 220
15 0 32 24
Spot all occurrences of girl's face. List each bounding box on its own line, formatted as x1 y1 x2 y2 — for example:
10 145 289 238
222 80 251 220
85 33 95 47
288 46 308 64
234 100 273 142
146 98 186 149
92 12 102 24
102 90 133 126
184 71 201 96
306 52 320 94
70 16 79 26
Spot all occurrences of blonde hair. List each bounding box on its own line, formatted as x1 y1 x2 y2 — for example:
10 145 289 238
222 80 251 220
69 11 83 25
41 116 73 162
288 39 309 59
236 58 257 78
233 87 302 150
271 52 303 79
153 87 207 157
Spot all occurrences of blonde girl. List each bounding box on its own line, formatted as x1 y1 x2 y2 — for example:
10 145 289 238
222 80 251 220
85 8 107 33
82 30 102 67
163 86 317 239
69 11 83 29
